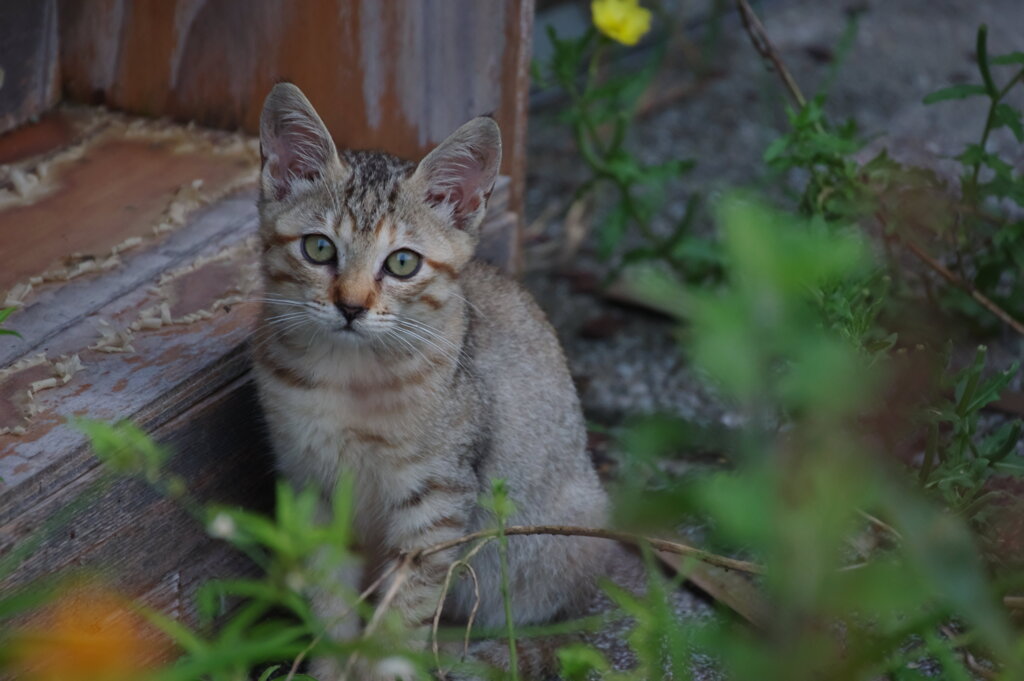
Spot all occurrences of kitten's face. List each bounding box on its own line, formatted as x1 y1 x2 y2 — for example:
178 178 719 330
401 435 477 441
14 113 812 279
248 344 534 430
256 84 500 353
260 153 473 349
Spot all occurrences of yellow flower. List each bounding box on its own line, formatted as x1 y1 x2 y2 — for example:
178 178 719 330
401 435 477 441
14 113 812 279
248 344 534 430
591 0 652 46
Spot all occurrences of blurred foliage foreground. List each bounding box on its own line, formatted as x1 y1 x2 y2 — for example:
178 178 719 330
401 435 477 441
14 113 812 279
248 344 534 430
3 2 1024 680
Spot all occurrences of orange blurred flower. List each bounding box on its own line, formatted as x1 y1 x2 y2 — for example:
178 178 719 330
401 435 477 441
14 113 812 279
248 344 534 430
11 583 170 681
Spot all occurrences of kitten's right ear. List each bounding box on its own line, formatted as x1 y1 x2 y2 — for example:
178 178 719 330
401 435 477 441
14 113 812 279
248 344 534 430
259 83 341 201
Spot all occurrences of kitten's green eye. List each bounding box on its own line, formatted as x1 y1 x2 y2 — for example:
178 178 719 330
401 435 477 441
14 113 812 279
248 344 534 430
384 249 422 278
302 234 337 265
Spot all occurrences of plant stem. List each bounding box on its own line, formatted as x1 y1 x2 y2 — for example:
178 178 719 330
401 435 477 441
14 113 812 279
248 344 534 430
736 0 824 137
496 511 519 681
968 67 1024 194
901 237 1024 337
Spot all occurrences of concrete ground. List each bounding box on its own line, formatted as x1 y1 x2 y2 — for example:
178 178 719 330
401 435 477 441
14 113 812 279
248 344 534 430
525 0 1024 425
521 0 1024 676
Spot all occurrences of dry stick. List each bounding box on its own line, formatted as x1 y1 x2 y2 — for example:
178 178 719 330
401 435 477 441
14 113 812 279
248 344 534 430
461 565 482 661
414 524 763 574
431 539 492 679
1004 595 1024 610
339 560 420 681
857 509 903 541
902 237 1024 338
735 0 807 108
284 560 402 681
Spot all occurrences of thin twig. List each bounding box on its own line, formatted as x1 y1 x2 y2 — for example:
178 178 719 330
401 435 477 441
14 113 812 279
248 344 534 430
857 510 903 541
902 237 1024 338
284 560 401 681
462 564 481 661
413 524 763 574
735 0 808 109
432 539 492 679
1004 595 1024 610
341 561 418 681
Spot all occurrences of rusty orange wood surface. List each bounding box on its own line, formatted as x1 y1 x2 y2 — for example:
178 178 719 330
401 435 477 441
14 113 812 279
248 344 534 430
0 109 258 293
58 0 534 211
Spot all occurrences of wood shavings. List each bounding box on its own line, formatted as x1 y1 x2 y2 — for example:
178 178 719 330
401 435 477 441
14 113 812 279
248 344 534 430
82 238 259 357
152 179 205 235
29 377 59 392
0 353 86 436
0 118 97 211
0 105 259 309
0 354 49 381
140 238 260 329
111 236 143 255
53 354 84 383
90 320 136 354
3 282 32 308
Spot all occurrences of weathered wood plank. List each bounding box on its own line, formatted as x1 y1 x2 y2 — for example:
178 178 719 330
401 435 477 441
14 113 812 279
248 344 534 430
58 0 534 217
0 372 273 625
0 0 61 135
0 110 522 636
0 108 259 296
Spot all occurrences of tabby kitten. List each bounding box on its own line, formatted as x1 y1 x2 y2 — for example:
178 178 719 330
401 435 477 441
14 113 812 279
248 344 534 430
253 83 608 680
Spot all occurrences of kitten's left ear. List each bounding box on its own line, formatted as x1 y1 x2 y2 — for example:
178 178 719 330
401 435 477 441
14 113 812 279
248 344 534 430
412 117 502 234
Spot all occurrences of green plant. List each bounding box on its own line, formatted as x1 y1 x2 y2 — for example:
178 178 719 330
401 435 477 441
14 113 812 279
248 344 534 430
753 16 1024 528
535 18 720 282
605 197 1024 679
482 479 519 681
0 306 20 338
921 25 1024 329
921 347 1022 522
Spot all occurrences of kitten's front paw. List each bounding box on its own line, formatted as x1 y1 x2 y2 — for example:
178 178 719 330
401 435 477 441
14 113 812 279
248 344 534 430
367 656 419 681
329 655 418 681
307 656 343 681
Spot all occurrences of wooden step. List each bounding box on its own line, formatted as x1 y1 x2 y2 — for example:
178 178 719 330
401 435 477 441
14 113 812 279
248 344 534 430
0 107 519 623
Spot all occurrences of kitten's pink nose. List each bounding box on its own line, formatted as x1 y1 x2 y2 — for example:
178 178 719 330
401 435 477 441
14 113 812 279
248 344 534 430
335 302 366 323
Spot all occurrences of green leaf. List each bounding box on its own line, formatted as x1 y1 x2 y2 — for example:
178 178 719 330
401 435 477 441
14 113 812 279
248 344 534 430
763 136 789 164
258 665 282 681
597 201 629 259
980 421 1022 464
992 103 1024 142
75 419 168 480
0 306 19 338
557 644 610 681
991 51 1024 66
975 24 998 98
922 84 988 104
885 488 1015 659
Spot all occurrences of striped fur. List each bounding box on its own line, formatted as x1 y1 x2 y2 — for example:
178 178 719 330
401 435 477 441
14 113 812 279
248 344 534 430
254 84 608 681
